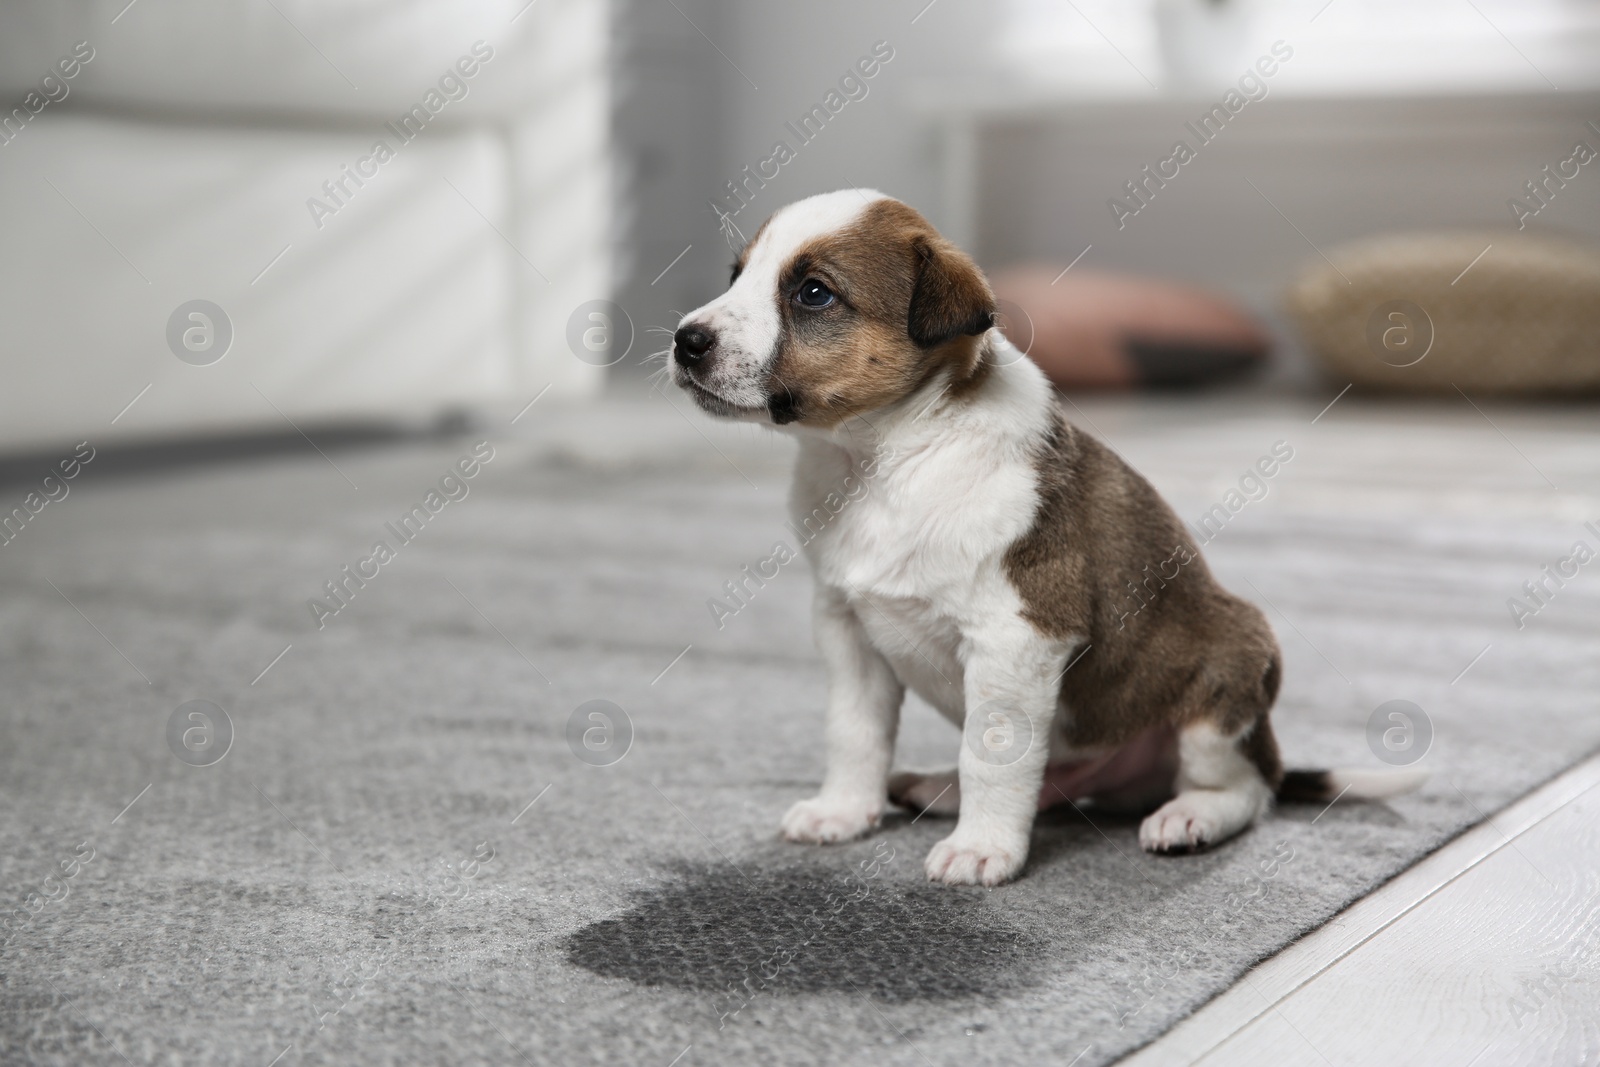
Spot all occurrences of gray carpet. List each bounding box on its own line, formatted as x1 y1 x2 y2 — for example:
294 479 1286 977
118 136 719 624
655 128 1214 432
3 395 1597 1066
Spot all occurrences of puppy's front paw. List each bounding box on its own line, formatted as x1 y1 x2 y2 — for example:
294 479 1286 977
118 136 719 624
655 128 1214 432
1139 796 1218 854
781 795 881 844
924 832 1026 886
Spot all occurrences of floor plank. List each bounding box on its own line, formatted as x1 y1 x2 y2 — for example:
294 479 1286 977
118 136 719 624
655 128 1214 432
1118 752 1600 1066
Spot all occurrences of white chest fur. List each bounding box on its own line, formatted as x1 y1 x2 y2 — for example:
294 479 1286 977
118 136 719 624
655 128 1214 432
786 353 1058 721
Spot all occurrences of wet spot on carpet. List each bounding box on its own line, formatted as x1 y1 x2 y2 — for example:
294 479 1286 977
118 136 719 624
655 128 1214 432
564 862 1032 1001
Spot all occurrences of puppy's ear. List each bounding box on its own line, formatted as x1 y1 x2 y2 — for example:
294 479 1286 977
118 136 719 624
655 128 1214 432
907 236 996 349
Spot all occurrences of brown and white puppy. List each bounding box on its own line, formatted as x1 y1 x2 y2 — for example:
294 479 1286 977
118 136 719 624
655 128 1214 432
673 190 1422 885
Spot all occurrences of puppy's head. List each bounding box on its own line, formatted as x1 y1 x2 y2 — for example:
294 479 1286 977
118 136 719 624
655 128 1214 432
673 190 995 427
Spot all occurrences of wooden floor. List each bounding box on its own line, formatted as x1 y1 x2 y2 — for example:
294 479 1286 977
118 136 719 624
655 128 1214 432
1119 750 1600 1066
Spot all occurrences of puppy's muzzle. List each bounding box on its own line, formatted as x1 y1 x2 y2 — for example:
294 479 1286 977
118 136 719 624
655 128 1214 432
673 324 716 370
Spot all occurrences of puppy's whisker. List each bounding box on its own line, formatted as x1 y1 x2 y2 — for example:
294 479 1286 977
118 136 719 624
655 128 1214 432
833 399 887 450
910 386 949 425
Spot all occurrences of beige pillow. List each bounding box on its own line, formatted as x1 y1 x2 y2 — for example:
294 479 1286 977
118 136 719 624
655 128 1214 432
1288 232 1600 394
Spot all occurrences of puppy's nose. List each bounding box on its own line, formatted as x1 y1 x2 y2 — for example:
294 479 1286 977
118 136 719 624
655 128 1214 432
674 325 716 367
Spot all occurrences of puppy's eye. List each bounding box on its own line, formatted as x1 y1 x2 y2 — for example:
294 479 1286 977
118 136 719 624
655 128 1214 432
795 279 835 309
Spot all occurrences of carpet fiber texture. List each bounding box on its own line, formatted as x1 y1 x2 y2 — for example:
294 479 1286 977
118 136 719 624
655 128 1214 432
2 396 1597 1066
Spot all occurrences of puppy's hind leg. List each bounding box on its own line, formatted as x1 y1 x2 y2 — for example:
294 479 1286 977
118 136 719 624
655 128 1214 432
1139 718 1275 854
888 768 961 816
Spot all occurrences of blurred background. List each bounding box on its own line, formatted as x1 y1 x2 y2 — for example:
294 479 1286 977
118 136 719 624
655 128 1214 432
1 0 1598 453
6 6 1600 1064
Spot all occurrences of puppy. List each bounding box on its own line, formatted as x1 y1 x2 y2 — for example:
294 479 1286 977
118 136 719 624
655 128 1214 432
673 190 1423 885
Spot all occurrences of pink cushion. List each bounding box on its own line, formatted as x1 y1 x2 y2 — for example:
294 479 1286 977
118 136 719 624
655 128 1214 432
991 266 1270 389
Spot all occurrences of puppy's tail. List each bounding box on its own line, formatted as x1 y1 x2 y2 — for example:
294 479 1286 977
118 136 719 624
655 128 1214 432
1277 767 1428 803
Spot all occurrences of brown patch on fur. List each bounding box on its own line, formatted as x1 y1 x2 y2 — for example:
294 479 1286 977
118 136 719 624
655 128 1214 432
1277 769 1335 802
1004 411 1283 750
907 232 996 348
1240 715 1284 790
764 199 995 427
943 335 994 402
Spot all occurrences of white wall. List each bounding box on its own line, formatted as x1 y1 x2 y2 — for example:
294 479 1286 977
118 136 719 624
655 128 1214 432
611 0 987 389
610 0 732 385
618 0 1600 386
712 1 989 238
